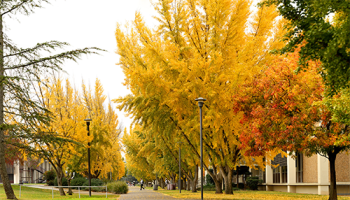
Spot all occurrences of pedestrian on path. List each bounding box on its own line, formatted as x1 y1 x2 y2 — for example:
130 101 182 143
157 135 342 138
140 178 144 190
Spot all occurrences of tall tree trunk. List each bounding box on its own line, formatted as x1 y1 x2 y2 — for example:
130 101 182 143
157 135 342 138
207 165 223 194
187 178 191 191
183 177 186 190
329 153 338 200
160 178 165 189
0 11 17 200
191 166 198 192
221 166 233 194
67 178 73 195
56 168 66 196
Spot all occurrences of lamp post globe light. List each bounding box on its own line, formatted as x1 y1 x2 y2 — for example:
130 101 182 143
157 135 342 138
195 97 206 200
84 118 92 197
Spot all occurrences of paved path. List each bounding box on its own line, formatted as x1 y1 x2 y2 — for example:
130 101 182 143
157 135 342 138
119 186 195 200
24 185 108 196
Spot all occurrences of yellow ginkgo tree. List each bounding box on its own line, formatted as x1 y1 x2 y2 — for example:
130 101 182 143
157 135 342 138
80 79 125 180
116 0 286 194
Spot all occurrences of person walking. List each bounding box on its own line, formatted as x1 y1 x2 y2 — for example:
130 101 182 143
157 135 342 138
140 178 144 190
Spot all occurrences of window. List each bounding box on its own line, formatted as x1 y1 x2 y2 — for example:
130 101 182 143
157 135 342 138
273 167 280 183
281 166 287 183
272 153 287 183
258 168 266 183
296 153 303 183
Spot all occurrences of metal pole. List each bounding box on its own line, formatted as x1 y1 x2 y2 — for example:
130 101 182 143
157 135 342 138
87 122 92 197
106 186 107 198
52 186 53 199
79 187 80 198
19 185 21 198
179 146 181 193
199 104 203 200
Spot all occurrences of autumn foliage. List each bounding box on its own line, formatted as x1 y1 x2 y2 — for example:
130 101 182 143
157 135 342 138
233 50 324 155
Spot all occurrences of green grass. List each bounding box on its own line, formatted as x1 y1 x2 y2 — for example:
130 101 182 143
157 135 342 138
0 185 119 200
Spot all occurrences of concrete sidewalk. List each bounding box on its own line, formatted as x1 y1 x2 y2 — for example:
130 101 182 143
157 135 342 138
24 184 109 196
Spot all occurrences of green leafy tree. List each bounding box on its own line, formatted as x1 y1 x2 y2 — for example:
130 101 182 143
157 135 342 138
0 1 100 199
264 0 350 95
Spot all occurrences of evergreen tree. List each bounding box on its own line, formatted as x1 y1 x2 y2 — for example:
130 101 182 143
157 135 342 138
0 1 101 199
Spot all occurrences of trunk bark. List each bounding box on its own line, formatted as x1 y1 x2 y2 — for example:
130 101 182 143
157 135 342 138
56 168 66 196
207 165 223 194
160 178 165 189
67 178 73 195
0 11 17 200
237 168 239 188
221 166 233 194
191 166 198 192
329 153 338 200
187 178 191 191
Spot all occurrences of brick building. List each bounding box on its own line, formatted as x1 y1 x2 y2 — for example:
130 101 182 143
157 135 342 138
254 152 350 195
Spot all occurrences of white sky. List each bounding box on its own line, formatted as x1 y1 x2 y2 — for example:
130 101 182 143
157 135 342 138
6 0 159 130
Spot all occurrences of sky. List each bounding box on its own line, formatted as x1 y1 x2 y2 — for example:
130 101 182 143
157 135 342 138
6 0 159 130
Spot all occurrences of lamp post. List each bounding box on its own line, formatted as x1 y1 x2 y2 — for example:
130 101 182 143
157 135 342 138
195 97 206 200
84 118 92 197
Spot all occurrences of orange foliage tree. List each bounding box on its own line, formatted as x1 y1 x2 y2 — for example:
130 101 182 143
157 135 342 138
233 50 350 198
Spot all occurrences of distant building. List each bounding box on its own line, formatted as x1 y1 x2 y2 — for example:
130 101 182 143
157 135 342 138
0 160 51 184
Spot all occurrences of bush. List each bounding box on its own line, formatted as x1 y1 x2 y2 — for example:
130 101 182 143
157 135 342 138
71 177 87 189
47 180 55 186
107 181 128 194
54 177 68 186
82 178 104 191
231 182 244 189
200 184 216 191
246 176 262 190
43 169 56 184
205 169 214 185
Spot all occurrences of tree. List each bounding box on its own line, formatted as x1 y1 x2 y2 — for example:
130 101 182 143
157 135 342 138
233 50 350 200
0 1 100 198
80 79 124 180
263 0 350 95
33 77 87 196
115 0 285 194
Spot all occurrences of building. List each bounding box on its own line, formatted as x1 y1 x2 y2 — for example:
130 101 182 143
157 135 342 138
254 152 350 195
0 160 51 184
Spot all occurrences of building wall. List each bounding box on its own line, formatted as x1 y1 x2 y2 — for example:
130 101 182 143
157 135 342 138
302 154 317 183
334 152 350 182
295 185 318 194
271 185 288 192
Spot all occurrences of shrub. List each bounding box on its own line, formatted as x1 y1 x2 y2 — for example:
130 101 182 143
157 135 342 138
205 169 214 186
82 178 104 191
107 181 128 194
199 184 216 191
47 180 55 186
71 177 87 189
43 169 56 184
54 177 68 186
231 183 245 189
246 176 262 190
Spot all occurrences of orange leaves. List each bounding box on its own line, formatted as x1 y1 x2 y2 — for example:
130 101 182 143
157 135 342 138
233 49 326 155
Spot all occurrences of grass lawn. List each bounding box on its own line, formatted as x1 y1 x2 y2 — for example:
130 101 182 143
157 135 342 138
0 185 119 200
156 189 350 200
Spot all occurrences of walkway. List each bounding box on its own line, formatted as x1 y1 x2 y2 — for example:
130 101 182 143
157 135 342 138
24 185 108 196
119 186 195 200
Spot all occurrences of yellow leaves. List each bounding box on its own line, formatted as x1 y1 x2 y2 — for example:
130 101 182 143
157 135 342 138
158 189 344 200
115 0 287 181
